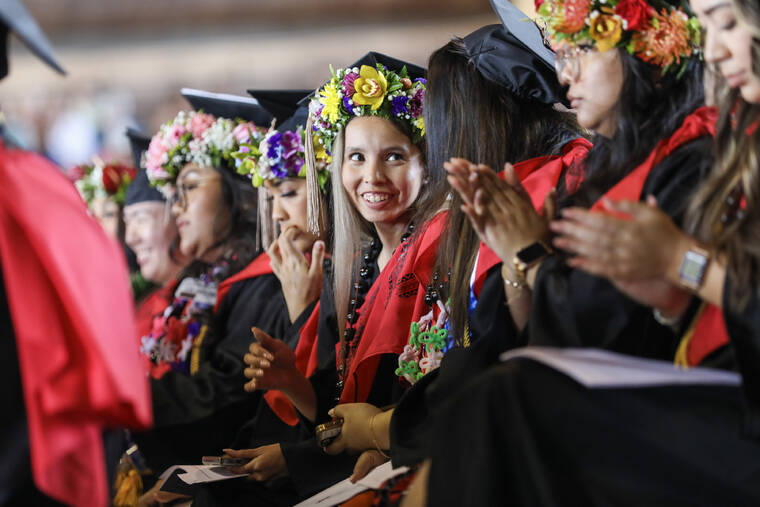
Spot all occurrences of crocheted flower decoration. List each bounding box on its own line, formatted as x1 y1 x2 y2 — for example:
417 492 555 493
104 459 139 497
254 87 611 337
309 63 426 164
143 110 263 195
536 0 701 73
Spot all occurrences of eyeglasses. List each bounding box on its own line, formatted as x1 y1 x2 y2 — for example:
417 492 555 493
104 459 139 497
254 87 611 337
554 45 594 82
170 176 219 209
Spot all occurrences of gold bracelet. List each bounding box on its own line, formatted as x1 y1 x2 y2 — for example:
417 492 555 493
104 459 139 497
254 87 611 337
370 412 390 459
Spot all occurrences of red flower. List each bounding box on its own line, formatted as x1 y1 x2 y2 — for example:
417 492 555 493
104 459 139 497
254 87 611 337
101 164 136 194
614 0 650 31
535 0 545 10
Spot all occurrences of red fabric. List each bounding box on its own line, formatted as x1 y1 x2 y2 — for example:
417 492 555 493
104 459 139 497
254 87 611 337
0 141 152 506
687 304 729 366
590 106 717 214
339 213 448 404
214 252 273 312
472 137 592 296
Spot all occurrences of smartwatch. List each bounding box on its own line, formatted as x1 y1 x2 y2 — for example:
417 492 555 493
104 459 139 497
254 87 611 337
678 245 710 291
513 241 552 279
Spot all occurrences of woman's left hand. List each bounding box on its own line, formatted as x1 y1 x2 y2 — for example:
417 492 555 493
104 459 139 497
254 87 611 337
223 444 289 482
446 159 554 263
323 403 382 455
350 450 389 483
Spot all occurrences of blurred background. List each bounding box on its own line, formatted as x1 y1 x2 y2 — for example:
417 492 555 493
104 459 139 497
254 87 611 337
1 0 534 170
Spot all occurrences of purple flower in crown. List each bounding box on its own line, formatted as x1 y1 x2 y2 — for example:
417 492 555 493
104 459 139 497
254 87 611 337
284 152 304 175
342 72 359 96
281 130 302 160
408 88 424 118
267 132 285 163
414 77 427 85
343 96 355 115
391 95 409 116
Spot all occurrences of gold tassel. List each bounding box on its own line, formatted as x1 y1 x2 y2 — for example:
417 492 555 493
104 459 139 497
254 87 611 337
190 325 208 375
113 455 143 507
673 302 706 368
305 115 325 235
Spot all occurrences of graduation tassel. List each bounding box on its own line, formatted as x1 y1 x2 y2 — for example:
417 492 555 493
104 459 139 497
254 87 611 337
257 187 274 251
305 115 325 235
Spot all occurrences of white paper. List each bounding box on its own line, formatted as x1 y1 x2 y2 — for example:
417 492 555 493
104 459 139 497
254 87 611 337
294 461 410 507
500 347 741 388
157 465 247 485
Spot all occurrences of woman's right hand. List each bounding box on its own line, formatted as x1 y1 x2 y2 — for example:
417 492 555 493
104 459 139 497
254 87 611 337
244 327 300 392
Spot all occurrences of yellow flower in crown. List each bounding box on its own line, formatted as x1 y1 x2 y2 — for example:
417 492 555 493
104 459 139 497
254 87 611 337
313 135 333 165
414 116 425 137
319 82 342 124
352 65 388 111
589 7 624 52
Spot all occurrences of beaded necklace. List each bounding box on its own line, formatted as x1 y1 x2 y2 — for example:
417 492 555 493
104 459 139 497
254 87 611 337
336 224 414 401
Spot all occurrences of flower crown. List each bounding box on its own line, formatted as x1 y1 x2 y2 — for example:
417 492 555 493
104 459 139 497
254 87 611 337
308 64 426 161
143 109 266 193
233 126 330 191
535 0 701 72
71 160 136 206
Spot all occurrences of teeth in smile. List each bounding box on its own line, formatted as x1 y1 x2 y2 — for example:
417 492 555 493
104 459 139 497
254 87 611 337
363 193 390 203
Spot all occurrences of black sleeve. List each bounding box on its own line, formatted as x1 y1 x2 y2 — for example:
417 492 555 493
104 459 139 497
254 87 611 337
528 138 714 359
723 275 760 438
280 439 357 500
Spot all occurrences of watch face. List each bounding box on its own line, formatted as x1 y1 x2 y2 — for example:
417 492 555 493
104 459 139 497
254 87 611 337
680 250 708 286
517 242 550 264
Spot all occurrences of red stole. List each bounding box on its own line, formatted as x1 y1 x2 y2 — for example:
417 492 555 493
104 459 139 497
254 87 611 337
0 141 152 506
472 137 592 296
339 213 448 404
136 283 175 339
580 105 722 366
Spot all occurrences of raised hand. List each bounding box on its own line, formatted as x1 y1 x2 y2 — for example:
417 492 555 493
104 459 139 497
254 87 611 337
446 159 553 264
243 327 299 392
268 226 325 323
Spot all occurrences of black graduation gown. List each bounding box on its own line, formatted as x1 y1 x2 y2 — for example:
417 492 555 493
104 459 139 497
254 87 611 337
390 263 514 466
425 274 760 505
133 272 291 472
182 261 404 505
427 357 760 507
527 138 713 358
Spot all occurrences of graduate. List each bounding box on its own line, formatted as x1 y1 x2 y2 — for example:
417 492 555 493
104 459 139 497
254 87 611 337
123 127 189 348
447 0 713 359
243 53 435 501
321 9 591 485
0 1 152 505
131 94 293 476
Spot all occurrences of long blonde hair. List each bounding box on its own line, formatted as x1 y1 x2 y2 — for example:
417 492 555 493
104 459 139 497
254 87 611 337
684 0 760 309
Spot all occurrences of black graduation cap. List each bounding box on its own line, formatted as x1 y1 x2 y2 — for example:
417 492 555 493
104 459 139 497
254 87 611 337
125 127 165 205
0 0 65 78
180 88 274 127
352 51 426 80
471 0 567 106
463 23 567 106
247 89 312 128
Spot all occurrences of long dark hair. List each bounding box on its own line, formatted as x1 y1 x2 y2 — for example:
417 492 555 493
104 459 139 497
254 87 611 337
568 50 705 208
416 38 581 344
685 0 760 310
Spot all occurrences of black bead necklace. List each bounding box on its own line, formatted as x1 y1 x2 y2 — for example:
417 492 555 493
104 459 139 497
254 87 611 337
336 224 415 401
